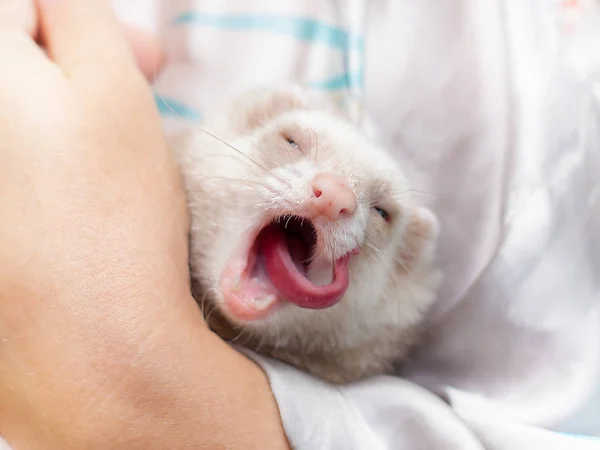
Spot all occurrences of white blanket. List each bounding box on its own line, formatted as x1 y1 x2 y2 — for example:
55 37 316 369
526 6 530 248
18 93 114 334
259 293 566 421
4 0 600 448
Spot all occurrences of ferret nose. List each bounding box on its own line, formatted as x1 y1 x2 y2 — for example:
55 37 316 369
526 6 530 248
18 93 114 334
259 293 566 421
308 173 357 221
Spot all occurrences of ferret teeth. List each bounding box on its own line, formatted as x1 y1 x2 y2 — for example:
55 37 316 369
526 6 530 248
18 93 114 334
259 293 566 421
254 295 276 310
232 275 241 291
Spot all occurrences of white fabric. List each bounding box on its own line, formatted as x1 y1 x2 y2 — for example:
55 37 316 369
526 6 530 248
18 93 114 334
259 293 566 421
3 0 599 448
117 0 600 447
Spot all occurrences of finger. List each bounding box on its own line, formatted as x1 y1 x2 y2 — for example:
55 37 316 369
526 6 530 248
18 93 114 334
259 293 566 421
124 26 166 82
35 0 136 76
0 1 53 91
0 0 38 36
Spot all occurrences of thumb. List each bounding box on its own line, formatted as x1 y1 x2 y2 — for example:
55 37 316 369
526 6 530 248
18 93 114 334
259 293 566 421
124 26 166 82
36 0 136 78
0 0 37 35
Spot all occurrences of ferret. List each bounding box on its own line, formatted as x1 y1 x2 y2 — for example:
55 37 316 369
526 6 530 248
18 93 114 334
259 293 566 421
172 83 442 384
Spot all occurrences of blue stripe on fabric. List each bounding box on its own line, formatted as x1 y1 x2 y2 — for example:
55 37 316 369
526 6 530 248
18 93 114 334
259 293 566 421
307 72 363 91
172 12 364 53
561 433 600 441
154 94 201 121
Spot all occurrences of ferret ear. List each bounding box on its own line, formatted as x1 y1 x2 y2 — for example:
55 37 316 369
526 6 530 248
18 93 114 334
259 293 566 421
397 206 440 273
227 83 310 133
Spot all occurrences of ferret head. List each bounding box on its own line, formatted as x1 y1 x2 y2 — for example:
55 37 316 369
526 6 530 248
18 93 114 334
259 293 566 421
176 84 441 383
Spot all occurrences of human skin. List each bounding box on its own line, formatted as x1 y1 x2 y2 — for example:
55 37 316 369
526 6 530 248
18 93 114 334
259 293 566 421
0 1 289 449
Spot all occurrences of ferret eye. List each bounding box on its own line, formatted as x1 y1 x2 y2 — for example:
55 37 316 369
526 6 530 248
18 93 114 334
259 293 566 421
286 138 300 150
373 207 390 221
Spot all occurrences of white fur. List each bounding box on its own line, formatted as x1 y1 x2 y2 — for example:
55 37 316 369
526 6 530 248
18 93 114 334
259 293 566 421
172 84 442 383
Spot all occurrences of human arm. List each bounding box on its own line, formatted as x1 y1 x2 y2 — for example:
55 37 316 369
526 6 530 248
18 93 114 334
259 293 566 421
0 0 288 448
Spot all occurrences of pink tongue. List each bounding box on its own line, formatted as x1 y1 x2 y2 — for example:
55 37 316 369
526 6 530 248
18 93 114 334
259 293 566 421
259 228 350 309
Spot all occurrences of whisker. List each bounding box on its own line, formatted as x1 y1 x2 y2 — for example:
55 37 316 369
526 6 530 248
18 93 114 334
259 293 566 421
204 303 218 326
254 331 267 354
305 128 320 163
197 287 215 316
275 120 298 171
363 240 418 319
154 91 269 173
229 327 248 345
239 330 256 349
191 127 269 172
272 320 282 352
395 257 415 283
386 188 440 199
363 241 384 255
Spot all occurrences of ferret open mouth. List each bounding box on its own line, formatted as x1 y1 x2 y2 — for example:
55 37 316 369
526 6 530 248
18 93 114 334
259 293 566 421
219 216 355 321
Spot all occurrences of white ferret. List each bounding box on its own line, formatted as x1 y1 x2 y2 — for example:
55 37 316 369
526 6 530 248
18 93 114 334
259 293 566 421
173 84 442 384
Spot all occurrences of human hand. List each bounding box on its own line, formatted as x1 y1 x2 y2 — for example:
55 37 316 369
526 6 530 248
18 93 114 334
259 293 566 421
0 1 287 449
0 0 192 445
1 0 165 80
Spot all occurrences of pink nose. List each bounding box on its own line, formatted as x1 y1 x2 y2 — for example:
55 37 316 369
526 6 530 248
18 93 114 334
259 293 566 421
308 173 357 221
